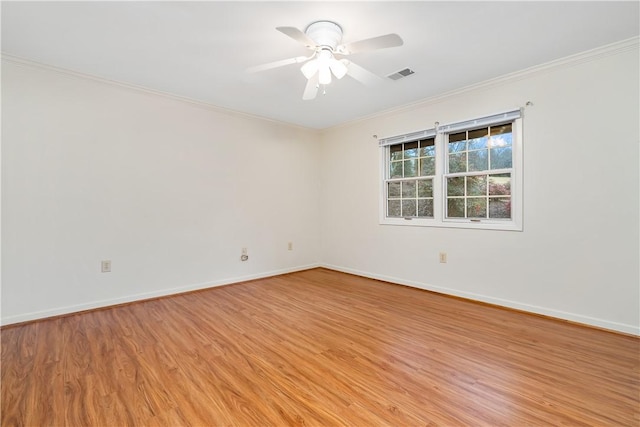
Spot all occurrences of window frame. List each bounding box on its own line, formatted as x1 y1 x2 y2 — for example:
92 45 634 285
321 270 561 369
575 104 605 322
386 137 437 220
379 110 523 231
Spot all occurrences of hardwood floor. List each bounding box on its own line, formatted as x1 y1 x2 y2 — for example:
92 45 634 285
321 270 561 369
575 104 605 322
2 268 639 426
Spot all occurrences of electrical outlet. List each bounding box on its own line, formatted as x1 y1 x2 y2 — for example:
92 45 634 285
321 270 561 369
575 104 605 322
241 247 248 261
101 260 111 273
288 242 293 251
439 252 447 263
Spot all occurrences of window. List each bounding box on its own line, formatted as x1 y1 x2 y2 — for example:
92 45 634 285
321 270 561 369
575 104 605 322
380 110 522 231
445 123 513 220
387 137 435 218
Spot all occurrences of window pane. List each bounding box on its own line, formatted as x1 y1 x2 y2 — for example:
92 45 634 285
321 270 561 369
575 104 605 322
468 128 488 139
449 132 466 153
447 176 465 196
490 147 512 169
388 200 401 217
390 161 403 178
404 141 419 158
388 182 401 198
417 199 434 217
468 128 488 150
467 198 487 218
489 197 511 218
490 123 512 136
467 175 487 196
468 150 488 172
401 180 416 198
419 138 435 157
489 174 511 195
404 159 418 177
449 141 466 153
402 200 416 217
449 131 466 144
498 132 513 145
489 123 513 155
419 157 435 176
390 144 403 161
449 152 467 173
417 179 433 198
447 198 465 218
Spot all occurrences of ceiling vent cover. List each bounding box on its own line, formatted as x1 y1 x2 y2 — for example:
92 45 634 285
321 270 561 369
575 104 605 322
387 68 415 80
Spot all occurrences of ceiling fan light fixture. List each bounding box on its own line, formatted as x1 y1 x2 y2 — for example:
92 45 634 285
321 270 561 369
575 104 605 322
300 59 319 79
253 20 404 100
316 49 333 84
329 57 348 79
318 65 332 85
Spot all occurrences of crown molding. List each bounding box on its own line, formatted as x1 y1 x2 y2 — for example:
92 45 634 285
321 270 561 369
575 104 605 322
324 36 639 133
3 35 638 134
0 53 321 134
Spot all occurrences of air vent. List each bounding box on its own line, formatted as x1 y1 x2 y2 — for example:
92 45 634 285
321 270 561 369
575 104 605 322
387 68 415 80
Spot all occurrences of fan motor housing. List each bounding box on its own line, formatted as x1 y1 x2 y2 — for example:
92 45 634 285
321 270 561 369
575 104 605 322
305 21 343 50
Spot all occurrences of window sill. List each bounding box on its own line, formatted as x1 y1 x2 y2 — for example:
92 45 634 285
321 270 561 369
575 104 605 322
380 217 522 231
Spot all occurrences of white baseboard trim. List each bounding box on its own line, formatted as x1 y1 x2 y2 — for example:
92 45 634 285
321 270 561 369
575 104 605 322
321 263 640 336
1 263 320 326
5 263 637 336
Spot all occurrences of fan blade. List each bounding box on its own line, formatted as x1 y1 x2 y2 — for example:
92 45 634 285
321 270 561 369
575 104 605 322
246 55 312 73
302 73 319 100
339 33 403 55
329 57 348 79
344 60 384 86
276 26 317 49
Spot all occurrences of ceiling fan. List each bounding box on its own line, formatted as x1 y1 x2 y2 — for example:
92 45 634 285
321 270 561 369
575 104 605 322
248 21 403 100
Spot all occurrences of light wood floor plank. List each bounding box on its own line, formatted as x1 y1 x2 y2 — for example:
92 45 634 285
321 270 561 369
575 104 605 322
2 268 638 426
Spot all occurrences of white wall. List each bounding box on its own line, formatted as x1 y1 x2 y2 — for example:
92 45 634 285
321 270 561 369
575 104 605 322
319 41 640 334
1 58 321 324
3 40 639 335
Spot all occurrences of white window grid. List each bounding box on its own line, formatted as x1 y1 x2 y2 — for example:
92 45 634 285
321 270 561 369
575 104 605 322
379 109 523 231
443 122 515 221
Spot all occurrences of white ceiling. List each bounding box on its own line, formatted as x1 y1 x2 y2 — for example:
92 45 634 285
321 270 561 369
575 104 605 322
2 1 638 129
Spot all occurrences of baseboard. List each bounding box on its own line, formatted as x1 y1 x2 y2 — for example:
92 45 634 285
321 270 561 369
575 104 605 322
1 263 320 327
321 263 640 336
5 262 637 336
